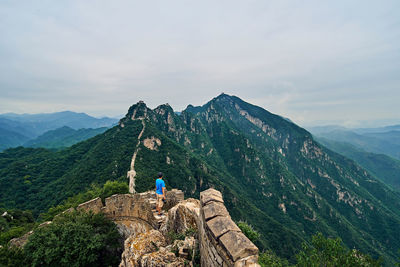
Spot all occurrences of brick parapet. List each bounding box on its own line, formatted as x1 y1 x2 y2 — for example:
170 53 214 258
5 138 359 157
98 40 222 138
199 188 260 267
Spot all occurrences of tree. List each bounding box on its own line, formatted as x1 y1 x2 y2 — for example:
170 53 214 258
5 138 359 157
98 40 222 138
24 211 122 267
0 245 28 267
237 221 260 243
259 250 292 267
296 232 382 267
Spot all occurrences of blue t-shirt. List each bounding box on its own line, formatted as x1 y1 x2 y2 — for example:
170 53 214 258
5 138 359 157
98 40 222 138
156 179 165 195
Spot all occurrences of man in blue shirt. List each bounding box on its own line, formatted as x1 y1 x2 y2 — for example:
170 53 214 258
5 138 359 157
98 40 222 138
155 172 166 215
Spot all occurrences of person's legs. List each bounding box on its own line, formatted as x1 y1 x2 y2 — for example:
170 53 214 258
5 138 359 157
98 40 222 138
156 194 163 215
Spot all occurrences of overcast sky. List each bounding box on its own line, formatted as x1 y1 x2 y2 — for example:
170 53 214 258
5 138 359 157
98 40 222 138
0 1 399 127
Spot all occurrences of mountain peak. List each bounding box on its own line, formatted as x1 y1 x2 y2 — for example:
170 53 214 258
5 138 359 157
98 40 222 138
155 103 174 114
124 101 150 121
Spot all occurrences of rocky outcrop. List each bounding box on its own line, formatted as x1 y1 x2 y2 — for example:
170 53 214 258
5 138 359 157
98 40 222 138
172 236 197 260
160 198 200 237
121 197 200 267
120 230 167 267
139 247 185 267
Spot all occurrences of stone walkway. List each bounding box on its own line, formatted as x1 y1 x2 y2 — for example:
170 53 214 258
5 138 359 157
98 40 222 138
148 195 167 226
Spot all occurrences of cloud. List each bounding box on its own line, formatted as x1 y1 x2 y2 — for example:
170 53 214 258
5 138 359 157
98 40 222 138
0 0 399 126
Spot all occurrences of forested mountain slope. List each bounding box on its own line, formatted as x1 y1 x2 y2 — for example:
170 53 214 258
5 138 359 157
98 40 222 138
1 94 399 265
23 126 108 149
316 137 400 191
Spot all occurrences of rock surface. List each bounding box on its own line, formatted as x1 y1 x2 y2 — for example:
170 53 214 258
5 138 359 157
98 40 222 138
160 198 200 237
139 247 185 267
119 230 167 267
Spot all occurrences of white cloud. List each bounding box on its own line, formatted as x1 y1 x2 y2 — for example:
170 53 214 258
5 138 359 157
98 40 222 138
0 0 399 125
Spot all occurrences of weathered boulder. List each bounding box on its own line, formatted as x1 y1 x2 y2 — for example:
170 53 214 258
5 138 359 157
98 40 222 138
115 219 154 240
160 198 200 238
172 236 197 260
139 247 185 267
119 230 166 267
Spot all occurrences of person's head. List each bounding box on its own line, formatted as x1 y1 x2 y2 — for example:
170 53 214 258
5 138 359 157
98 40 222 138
157 172 163 179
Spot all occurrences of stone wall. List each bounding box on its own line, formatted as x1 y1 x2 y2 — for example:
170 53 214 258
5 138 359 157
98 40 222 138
199 188 259 267
9 187 260 267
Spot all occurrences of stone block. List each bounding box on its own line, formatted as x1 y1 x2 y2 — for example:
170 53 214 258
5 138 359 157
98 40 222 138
104 194 134 218
200 188 224 206
77 197 103 213
219 231 259 262
203 201 229 221
206 216 240 239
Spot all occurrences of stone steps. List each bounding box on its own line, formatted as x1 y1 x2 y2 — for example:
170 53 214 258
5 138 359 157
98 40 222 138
152 208 167 225
149 196 167 226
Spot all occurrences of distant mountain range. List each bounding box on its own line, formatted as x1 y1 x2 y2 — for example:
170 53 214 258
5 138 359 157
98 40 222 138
316 137 400 191
23 126 109 149
1 94 400 265
308 125 400 160
0 111 118 151
309 125 400 193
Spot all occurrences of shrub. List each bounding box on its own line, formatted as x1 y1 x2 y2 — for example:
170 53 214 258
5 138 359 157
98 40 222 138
259 250 292 267
24 210 122 267
39 180 128 222
237 221 260 243
0 245 28 266
296 232 382 267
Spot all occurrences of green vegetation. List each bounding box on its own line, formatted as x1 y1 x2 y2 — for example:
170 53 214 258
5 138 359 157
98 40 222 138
0 122 139 216
312 128 400 160
0 245 29 267
259 250 291 267
0 209 35 245
0 210 122 267
1 94 400 265
24 126 109 149
296 233 382 267
237 221 260 243
25 211 122 267
258 233 382 267
317 137 400 191
39 180 128 222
